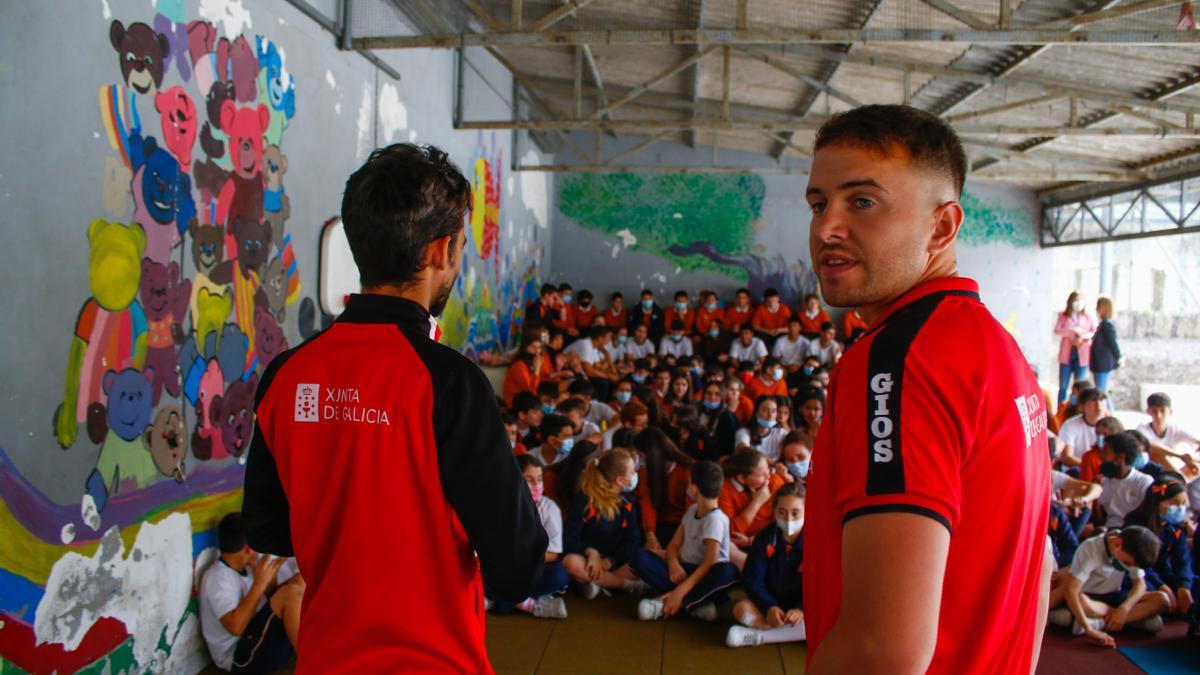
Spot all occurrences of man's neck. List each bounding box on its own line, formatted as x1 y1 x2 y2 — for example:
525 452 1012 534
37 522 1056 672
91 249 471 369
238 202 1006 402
365 283 431 312
695 498 718 517
220 553 246 573
1152 421 1168 435
858 267 958 325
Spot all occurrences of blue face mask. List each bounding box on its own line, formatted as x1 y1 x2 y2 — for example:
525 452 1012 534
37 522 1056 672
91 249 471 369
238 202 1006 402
787 459 811 479
709 328 720 338
1132 451 1148 469
802 367 814 376
617 335 628 345
671 334 684 342
632 373 647 383
703 400 721 411
706 302 718 311
624 470 639 493
675 302 688 313
1097 435 1106 448
642 299 654 310
562 294 573 304
559 437 575 456
1164 504 1187 525
757 417 777 429
541 404 556 415
616 390 632 404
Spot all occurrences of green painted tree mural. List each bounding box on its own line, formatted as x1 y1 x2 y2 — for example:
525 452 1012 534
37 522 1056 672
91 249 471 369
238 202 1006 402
960 189 1035 248
557 173 766 277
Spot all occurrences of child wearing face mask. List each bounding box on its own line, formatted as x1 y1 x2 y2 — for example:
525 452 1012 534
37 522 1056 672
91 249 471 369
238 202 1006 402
700 383 741 460
1078 416 1125 483
485 454 570 619
719 447 787 569
632 461 739 622
745 358 789 402
1126 473 1194 620
734 397 789 463
727 483 806 648
533 415 578 467
574 290 598 331
562 448 652 599
1097 432 1155 528
659 320 694 360
775 431 811 484
663 291 696 335
695 291 725 336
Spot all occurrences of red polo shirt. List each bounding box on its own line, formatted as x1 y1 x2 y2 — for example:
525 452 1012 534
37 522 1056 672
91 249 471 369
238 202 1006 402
804 277 1050 675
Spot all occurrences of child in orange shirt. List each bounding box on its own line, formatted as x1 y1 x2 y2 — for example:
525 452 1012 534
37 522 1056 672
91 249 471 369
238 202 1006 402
719 447 786 569
751 289 792 341
663 290 696 335
633 427 696 551
725 288 755 333
1080 416 1125 483
798 294 831 339
603 292 628 329
745 358 789 402
575 289 599 330
695 291 725 336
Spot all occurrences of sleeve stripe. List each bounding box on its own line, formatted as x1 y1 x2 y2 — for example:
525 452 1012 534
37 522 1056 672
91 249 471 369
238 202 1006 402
842 504 953 535
863 293 948 496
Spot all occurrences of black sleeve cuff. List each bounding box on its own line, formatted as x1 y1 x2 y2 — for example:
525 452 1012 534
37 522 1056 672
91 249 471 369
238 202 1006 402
842 504 952 535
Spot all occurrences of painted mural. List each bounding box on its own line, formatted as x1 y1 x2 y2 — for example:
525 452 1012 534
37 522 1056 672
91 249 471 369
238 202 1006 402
1 4 299 672
960 188 1036 248
439 134 542 359
557 172 821 306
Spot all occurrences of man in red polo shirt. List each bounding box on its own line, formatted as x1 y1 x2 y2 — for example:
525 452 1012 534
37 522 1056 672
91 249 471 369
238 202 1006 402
802 105 1052 674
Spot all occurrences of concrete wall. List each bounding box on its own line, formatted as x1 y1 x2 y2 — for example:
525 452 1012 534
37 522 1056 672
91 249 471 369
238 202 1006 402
548 136 1057 380
0 1 550 671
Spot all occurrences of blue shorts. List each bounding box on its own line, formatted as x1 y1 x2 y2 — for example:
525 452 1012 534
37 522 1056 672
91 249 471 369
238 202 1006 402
230 603 293 674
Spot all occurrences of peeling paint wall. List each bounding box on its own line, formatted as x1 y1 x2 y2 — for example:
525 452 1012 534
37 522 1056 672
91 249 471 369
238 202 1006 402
0 1 551 672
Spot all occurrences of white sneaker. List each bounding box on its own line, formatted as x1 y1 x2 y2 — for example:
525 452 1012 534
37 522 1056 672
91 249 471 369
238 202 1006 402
531 596 568 619
1130 615 1164 633
580 582 601 600
689 602 718 622
626 579 652 595
484 598 494 612
638 598 664 621
1047 608 1073 628
726 625 764 648
1071 617 1106 636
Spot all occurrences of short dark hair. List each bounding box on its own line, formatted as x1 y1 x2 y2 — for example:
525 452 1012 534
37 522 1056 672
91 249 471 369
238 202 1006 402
690 460 725 499
1117 526 1162 569
611 291 623 300
567 379 595 398
590 325 612 340
218 512 247 553
537 382 560 399
736 288 750 296
1105 432 1140 465
558 283 573 293
787 315 802 325
1078 387 1106 405
512 391 540 415
1147 392 1172 409
341 143 471 288
557 397 588 415
578 289 593 303
764 288 779 299
670 319 685 331
763 357 780 369
814 104 967 196
500 411 518 426
540 414 573 439
804 293 820 303
641 289 654 298
516 453 545 472
820 321 834 332
633 358 651 371
540 283 557 297
776 481 806 501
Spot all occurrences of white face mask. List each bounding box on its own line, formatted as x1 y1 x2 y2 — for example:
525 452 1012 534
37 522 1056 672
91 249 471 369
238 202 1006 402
777 517 804 537
1072 300 1085 313
772 367 785 381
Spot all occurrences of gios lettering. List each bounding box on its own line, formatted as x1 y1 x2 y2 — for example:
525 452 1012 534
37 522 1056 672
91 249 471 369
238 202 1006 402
870 372 895 463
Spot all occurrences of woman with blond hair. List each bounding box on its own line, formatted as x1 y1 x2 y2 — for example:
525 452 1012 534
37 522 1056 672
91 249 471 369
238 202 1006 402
1090 295 1122 394
1053 290 1097 405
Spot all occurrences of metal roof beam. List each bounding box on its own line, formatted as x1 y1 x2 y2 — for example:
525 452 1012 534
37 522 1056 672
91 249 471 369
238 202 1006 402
460 118 1200 135
353 28 1200 50
919 0 995 30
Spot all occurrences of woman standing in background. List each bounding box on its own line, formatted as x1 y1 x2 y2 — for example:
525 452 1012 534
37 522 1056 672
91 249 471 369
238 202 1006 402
1090 295 1122 394
1054 291 1097 406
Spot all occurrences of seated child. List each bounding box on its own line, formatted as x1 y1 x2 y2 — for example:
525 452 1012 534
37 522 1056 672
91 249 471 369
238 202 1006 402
775 431 811 484
1078 416 1124 483
1048 526 1167 646
532 414 577 466
631 461 740 622
1097 432 1154 528
200 513 304 675
557 396 603 444
502 412 526 455
562 448 651 598
1126 473 1194 620
633 426 696 551
486 454 570 619
727 482 806 648
719 447 787 569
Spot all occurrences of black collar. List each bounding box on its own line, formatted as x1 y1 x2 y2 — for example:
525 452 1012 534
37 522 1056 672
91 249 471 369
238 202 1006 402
336 293 432 333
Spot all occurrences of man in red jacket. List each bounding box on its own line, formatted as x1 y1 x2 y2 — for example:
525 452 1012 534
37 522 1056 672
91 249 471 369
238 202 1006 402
243 144 547 673
802 106 1051 675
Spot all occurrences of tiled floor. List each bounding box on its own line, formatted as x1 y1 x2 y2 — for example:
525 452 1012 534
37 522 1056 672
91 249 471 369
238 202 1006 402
485 590 807 675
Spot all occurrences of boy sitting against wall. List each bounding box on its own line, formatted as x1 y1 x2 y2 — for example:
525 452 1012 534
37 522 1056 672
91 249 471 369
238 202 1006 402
200 513 305 674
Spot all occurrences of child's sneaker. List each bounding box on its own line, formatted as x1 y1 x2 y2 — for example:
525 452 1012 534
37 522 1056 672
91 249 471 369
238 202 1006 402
1047 608 1073 628
625 579 652 595
725 625 764 648
531 596 568 619
580 582 602 600
484 598 494 612
638 598 664 621
1071 617 1106 636
689 602 719 622
1129 615 1164 633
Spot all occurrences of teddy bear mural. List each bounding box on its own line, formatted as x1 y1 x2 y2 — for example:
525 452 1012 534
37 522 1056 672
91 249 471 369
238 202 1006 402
57 13 301 513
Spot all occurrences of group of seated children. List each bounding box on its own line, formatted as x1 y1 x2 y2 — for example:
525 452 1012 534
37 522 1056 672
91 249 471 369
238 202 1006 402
1045 390 1199 647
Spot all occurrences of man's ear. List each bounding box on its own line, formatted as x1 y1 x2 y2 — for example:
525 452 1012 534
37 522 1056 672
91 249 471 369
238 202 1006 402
426 233 454 270
927 200 964 256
